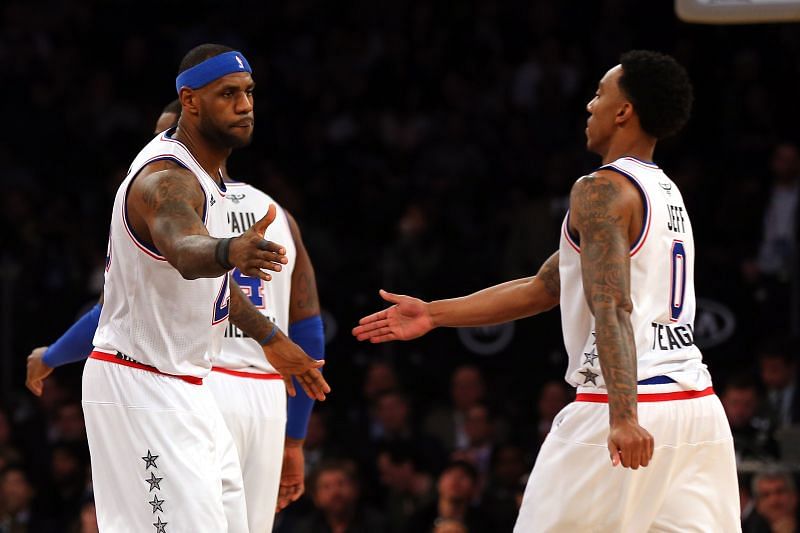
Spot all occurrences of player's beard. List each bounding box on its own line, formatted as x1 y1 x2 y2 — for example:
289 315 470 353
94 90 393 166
199 114 253 149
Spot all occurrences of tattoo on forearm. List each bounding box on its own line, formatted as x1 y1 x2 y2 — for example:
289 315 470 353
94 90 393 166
571 175 637 424
230 282 273 341
598 319 638 423
537 252 560 298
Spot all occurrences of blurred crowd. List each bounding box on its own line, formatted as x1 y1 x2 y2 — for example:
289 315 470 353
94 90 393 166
2 0 800 531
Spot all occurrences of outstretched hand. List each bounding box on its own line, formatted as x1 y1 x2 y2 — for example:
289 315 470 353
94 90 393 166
228 204 288 281
351 289 434 343
263 332 330 400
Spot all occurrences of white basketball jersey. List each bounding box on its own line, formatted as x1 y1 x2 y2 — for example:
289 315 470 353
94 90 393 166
559 157 712 392
93 129 230 378
214 181 296 373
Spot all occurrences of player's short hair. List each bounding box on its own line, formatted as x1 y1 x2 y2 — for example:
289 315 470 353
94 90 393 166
618 50 693 140
177 43 235 75
162 99 181 116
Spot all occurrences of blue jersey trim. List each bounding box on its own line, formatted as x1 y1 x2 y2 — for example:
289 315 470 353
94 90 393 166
565 211 581 246
638 375 676 385
123 156 194 259
624 156 659 168
162 129 227 195
597 164 650 252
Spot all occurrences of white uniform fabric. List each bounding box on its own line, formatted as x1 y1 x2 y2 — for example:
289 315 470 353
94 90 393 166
516 157 739 532
515 393 740 532
215 181 296 373
82 358 248 533
559 157 711 392
208 181 296 532
205 370 287 533
94 128 230 378
85 129 246 532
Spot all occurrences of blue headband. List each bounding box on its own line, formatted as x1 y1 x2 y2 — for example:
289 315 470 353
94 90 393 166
175 51 252 94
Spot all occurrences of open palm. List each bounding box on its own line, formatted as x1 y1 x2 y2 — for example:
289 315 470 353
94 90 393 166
352 289 434 343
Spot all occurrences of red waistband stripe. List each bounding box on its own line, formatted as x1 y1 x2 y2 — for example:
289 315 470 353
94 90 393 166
575 386 715 403
90 351 203 385
211 367 283 380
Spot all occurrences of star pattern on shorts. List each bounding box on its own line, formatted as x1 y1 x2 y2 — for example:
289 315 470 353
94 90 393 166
145 472 163 492
153 516 168 533
141 450 159 470
583 351 598 366
149 494 165 513
579 368 599 386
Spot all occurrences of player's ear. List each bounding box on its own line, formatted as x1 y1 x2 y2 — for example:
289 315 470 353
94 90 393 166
616 102 634 125
179 88 200 116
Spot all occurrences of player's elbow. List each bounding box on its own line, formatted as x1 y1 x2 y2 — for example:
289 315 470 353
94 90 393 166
178 270 201 281
531 294 559 316
171 256 201 280
616 296 633 316
590 293 632 319
615 303 633 324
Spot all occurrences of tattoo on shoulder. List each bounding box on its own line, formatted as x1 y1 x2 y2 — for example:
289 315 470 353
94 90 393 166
141 172 203 215
571 175 622 230
571 175 628 286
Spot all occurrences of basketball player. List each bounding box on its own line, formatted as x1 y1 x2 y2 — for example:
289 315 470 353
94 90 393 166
63 44 326 532
353 50 740 531
158 101 325 531
26 98 325 532
210 181 323 532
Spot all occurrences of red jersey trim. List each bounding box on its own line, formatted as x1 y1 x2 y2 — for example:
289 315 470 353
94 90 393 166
562 213 581 253
211 367 283 380
575 386 715 403
89 351 203 385
604 164 652 257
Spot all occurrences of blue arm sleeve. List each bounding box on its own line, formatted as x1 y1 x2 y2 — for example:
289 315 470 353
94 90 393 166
286 315 325 439
42 304 101 368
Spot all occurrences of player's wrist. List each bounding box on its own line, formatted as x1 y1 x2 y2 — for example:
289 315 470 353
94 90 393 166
285 436 304 448
609 413 639 427
36 348 54 370
258 323 281 346
215 237 235 270
425 301 441 329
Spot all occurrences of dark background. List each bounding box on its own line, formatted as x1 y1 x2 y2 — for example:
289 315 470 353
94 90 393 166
1 0 799 531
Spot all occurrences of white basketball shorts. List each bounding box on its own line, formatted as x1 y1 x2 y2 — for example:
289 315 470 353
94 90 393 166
515 386 740 532
206 367 287 533
82 353 248 533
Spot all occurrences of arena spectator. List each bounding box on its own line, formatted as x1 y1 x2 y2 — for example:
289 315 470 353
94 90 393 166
292 460 387 533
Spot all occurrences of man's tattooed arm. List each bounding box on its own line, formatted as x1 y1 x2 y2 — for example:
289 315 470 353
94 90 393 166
569 173 638 425
129 162 228 279
286 213 322 323
230 279 276 341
